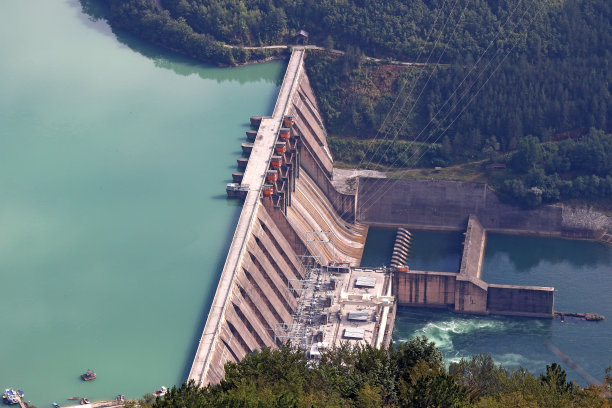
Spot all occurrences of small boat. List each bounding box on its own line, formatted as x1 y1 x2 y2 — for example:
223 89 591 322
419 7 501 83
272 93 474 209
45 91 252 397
67 398 79 401
79 398 89 405
52 403 61 408
115 395 125 402
81 369 96 381
3 389 25 405
152 386 167 397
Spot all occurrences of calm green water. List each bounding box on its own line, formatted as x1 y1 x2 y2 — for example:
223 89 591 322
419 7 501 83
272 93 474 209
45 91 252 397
0 0 284 404
379 228 612 386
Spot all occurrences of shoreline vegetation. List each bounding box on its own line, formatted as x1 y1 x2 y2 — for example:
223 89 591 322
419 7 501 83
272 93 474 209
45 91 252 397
90 0 612 209
89 0 612 206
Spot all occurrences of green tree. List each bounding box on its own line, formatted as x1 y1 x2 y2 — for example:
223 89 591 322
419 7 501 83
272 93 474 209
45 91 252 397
450 354 503 402
323 35 334 51
539 362 576 394
512 135 543 172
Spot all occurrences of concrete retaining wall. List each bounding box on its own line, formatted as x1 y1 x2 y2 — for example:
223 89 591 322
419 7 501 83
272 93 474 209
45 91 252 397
394 215 554 318
487 284 554 317
395 271 456 307
357 178 564 233
395 270 554 318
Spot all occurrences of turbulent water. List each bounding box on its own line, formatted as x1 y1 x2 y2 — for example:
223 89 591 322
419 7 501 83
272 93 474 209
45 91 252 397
362 228 612 386
0 0 284 404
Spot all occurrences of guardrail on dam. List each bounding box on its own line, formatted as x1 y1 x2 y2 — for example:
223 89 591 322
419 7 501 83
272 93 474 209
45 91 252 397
188 48 377 386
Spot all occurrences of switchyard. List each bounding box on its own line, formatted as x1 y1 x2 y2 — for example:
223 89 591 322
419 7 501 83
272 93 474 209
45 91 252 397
273 263 395 355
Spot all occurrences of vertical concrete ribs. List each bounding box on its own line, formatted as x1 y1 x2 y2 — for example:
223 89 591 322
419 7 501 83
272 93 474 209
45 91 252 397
189 48 370 387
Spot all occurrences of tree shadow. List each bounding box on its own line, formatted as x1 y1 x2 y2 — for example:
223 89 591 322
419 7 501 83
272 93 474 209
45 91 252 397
75 0 286 85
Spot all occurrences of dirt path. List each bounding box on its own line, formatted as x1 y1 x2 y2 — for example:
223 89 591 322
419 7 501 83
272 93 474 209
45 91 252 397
223 44 437 67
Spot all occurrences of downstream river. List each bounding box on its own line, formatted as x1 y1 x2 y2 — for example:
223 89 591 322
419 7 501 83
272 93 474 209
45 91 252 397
362 228 612 386
0 0 284 404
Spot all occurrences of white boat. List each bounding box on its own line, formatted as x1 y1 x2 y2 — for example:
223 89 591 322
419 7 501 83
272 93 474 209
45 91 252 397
153 386 167 397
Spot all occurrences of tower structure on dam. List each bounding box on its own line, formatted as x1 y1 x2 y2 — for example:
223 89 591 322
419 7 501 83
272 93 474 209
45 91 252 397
189 48 393 386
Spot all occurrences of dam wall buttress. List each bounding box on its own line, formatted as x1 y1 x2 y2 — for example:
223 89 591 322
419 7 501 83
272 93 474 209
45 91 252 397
194 202 309 385
287 72 356 221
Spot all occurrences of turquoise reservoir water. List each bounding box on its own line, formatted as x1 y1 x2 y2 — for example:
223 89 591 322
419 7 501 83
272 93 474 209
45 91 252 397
362 228 612 385
0 0 284 404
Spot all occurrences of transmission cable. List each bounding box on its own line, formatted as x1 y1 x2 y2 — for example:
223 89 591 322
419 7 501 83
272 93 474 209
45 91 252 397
356 0 548 215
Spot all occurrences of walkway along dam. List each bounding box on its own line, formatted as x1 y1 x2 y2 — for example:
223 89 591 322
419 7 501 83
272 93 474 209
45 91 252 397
188 48 612 386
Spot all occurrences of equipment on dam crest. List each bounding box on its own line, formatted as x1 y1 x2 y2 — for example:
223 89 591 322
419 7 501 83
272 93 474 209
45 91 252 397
283 115 294 128
279 127 291 141
226 183 249 198
275 141 287 155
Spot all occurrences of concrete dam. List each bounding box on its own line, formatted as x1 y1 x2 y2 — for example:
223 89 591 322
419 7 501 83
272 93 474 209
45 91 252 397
188 49 611 386
189 48 381 386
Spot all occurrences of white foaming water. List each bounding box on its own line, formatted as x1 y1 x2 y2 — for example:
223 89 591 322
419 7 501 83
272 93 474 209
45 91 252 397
409 318 504 351
395 314 552 372
493 353 547 369
445 353 547 370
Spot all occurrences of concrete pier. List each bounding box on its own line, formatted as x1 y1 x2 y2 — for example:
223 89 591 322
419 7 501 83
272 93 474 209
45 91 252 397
395 215 554 318
455 215 488 314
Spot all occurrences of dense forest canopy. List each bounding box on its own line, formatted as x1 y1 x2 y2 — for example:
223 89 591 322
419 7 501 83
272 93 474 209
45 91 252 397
135 340 611 407
158 0 611 63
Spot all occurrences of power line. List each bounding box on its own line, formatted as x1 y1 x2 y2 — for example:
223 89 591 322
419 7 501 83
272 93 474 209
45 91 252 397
330 0 532 221
356 0 547 215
